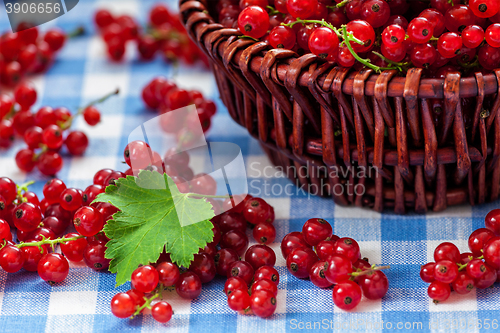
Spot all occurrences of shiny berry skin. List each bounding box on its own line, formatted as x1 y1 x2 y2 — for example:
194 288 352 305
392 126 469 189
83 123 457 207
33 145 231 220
124 140 151 169
93 169 114 186
0 177 17 205
37 151 63 176
43 28 66 51
131 265 159 293
451 271 475 294
176 271 202 299
227 260 254 285
60 232 88 262
104 171 126 186
82 185 105 206
315 239 338 261
243 198 271 225
22 242 51 271
189 253 216 283
407 17 433 44
467 258 488 279
475 265 497 289
308 27 339 59
485 209 500 235
14 82 37 110
37 253 69 284
281 231 310 258
251 278 278 296
483 237 500 269
126 289 145 308
286 0 317 19
150 4 171 26
469 0 499 18
190 173 217 196
13 202 42 232
461 25 484 49
228 289 251 311
41 124 64 150
0 245 25 273
24 126 43 149
215 248 239 276
332 280 362 311
333 237 360 263
83 240 110 270
468 228 495 256
382 24 405 47
43 178 67 204
420 262 436 283
302 218 333 247
444 5 474 33
437 32 462 58
253 223 276 245
419 9 445 37
0 219 12 242
434 242 461 263
250 290 277 318
220 230 249 256
286 247 318 279
309 261 333 288
478 44 500 70
44 204 72 232
358 271 389 300
110 293 135 319
427 281 450 303
151 301 173 323
237 6 269 39
218 212 246 234
60 188 83 212
345 20 375 53
254 266 279 286
15 149 36 172
245 244 276 270
325 254 353 284
83 106 101 126
73 206 104 237
224 276 247 296
65 131 89 155
156 261 180 286
434 260 458 283
268 26 296 49
359 0 390 28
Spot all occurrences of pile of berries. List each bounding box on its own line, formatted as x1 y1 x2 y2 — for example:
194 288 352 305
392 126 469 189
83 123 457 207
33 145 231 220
94 5 208 65
421 209 500 303
141 77 217 145
0 81 118 175
0 24 82 87
217 0 500 73
282 218 389 310
0 175 118 284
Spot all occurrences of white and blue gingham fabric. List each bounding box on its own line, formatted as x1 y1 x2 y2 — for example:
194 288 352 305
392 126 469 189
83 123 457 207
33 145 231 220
1 1 500 332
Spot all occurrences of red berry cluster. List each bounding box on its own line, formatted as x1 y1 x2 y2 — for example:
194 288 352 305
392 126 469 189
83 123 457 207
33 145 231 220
141 77 217 144
217 0 500 73
0 175 119 285
281 218 389 311
0 24 79 87
94 5 208 65
110 195 277 321
421 208 500 304
0 83 116 176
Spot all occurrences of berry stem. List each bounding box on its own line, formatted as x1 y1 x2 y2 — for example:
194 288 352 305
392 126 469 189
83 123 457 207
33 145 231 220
327 0 350 8
350 264 390 277
67 26 86 38
131 285 163 318
60 88 120 130
16 180 35 202
457 255 484 271
16 234 86 252
238 35 260 42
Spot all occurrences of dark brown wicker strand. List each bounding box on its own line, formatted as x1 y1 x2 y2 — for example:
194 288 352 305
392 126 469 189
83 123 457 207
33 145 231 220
180 0 500 213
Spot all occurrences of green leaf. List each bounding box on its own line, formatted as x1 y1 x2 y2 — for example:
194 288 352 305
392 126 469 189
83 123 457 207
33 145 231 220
93 170 215 286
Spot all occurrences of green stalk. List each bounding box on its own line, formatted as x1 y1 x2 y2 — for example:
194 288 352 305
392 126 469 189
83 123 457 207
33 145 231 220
349 264 390 277
16 235 86 252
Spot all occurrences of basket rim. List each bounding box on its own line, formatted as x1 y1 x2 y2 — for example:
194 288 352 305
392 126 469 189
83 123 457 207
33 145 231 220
180 0 500 99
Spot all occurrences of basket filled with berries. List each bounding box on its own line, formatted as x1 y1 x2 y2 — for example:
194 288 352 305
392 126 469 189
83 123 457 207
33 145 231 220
178 0 500 213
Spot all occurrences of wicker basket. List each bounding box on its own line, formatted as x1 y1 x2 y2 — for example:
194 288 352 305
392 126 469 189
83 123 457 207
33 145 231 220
179 0 500 214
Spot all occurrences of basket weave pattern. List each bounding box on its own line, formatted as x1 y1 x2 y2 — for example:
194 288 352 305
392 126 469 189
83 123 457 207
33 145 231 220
180 0 500 214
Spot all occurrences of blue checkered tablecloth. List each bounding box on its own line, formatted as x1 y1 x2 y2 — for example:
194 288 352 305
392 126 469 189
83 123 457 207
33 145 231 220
1 1 500 332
